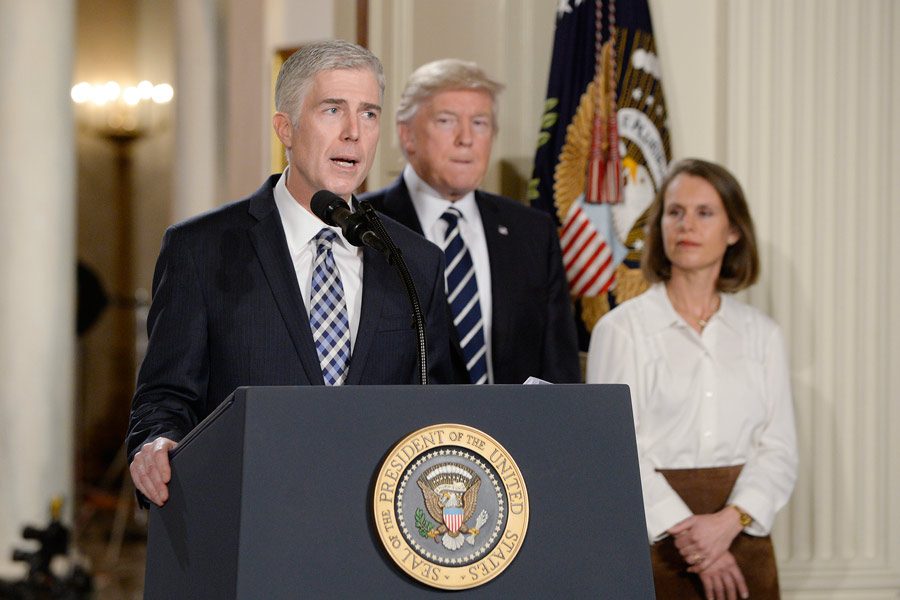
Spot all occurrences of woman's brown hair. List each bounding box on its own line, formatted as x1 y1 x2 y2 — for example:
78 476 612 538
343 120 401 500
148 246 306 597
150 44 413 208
641 158 760 293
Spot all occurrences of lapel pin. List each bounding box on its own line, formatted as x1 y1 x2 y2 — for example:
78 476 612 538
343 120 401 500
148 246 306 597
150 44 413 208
498 225 509 236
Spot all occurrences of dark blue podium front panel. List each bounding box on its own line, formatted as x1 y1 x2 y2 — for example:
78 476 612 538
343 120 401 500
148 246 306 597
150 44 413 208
145 384 653 598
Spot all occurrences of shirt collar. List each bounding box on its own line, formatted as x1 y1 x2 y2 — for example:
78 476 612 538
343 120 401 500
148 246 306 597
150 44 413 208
714 292 740 332
273 168 354 252
402 164 478 232
642 281 739 334
643 282 681 334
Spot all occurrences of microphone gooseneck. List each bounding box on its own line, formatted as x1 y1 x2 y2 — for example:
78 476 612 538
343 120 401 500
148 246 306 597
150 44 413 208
309 190 428 385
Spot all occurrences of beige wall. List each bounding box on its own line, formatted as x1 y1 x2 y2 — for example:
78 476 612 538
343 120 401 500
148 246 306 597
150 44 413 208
74 0 176 481
648 0 723 159
722 1 899 597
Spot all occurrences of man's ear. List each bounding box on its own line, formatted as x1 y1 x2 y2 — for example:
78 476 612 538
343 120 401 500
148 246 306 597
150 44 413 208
273 112 294 148
397 122 414 156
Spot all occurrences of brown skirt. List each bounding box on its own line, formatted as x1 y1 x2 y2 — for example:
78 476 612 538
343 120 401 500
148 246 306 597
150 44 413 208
649 465 780 599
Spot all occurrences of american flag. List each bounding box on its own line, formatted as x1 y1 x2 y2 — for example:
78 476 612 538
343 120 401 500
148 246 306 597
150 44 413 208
561 204 614 297
529 0 671 344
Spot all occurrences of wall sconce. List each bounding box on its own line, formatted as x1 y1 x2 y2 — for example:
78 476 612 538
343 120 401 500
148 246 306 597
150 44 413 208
71 80 174 139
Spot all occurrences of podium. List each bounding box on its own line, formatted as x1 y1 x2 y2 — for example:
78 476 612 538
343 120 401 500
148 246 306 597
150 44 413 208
144 385 654 598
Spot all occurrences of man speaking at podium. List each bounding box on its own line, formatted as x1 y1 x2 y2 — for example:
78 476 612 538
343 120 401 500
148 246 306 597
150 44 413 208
126 40 455 507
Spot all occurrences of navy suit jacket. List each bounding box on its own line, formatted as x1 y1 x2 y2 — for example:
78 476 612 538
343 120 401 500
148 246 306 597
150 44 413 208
126 175 454 459
360 177 580 384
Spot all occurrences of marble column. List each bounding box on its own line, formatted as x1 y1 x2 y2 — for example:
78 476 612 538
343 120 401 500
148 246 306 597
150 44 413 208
0 0 76 578
174 0 219 222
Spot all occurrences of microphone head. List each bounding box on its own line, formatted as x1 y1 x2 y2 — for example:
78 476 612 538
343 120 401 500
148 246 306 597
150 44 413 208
310 190 347 226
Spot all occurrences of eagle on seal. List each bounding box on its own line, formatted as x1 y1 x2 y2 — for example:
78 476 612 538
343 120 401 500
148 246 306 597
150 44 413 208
416 463 482 550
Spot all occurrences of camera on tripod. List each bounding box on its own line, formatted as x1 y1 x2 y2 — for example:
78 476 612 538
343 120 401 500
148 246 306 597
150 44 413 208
0 497 92 599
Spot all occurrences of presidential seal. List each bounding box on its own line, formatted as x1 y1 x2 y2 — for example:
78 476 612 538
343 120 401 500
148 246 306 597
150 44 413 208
373 424 529 590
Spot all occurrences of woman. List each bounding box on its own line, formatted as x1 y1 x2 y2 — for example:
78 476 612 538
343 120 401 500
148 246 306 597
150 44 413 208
587 159 797 599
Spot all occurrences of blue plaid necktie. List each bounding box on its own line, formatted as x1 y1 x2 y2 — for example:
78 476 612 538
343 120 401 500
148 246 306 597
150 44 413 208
309 228 351 385
440 207 488 384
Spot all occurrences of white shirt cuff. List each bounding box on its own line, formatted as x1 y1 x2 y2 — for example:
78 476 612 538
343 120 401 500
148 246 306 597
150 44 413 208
646 494 693 543
729 487 775 536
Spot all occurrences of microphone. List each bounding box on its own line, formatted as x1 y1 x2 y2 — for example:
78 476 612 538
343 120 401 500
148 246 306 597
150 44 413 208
310 190 389 255
309 190 429 385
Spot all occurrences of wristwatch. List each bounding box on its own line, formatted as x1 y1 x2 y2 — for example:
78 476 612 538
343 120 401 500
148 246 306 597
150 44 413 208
730 504 753 527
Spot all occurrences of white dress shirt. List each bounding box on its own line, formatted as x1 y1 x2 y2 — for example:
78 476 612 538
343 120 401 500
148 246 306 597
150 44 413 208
586 283 798 543
402 164 494 382
273 169 363 350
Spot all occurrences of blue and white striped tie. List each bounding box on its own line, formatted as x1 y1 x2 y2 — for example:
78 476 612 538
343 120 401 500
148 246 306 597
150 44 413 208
440 207 488 384
309 228 351 386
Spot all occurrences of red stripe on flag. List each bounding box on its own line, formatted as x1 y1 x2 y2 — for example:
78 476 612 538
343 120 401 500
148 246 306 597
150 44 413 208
568 242 608 293
563 230 599 272
560 207 584 237
575 252 614 297
561 216 589 255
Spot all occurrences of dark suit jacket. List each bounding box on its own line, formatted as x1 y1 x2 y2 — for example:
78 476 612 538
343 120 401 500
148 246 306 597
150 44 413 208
360 177 580 384
126 175 454 459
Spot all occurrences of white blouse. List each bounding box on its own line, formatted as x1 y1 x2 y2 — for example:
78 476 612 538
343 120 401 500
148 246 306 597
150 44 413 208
586 283 798 543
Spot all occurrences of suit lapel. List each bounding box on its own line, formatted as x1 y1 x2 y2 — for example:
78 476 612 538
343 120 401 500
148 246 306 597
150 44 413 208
247 188 324 385
476 192 515 373
345 246 390 384
381 178 425 235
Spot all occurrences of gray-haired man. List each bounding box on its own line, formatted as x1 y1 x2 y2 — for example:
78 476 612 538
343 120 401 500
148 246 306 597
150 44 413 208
127 41 455 507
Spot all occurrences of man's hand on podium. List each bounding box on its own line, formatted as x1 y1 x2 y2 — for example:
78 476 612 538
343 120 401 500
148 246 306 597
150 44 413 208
130 437 179 507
